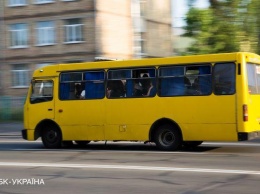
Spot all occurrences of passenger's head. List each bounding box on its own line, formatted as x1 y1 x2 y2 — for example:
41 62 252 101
75 83 81 91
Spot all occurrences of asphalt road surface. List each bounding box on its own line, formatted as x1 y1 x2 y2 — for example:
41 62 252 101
0 122 260 194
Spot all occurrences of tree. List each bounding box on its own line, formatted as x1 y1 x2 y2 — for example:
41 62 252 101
182 0 251 55
183 8 217 54
245 0 260 54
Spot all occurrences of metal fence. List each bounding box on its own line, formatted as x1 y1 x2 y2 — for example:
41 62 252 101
0 96 25 121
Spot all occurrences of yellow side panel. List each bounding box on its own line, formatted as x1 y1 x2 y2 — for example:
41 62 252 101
181 124 237 141
62 126 104 141
157 95 237 141
104 125 150 141
105 98 158 140
104 94 237 141
56 100 105 141
245 95 260 132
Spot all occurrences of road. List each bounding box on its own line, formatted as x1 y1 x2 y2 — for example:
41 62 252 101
0 123 260 194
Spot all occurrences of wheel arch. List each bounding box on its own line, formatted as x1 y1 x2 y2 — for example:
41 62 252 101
34 119 61 140
149 118 183 142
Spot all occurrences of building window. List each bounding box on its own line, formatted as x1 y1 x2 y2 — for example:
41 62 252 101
11 65 30 87
64 19 84 43
134 35 146 58
36 21 55 46
35 0 54 4
9 23 28 48
8 0 27 6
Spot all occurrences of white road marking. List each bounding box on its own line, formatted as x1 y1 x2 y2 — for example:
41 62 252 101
203 142 260 146
12 149 206 155
0 162 259 175
0 141 41 143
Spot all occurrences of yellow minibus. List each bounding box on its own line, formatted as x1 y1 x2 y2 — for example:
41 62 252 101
22 52 260 150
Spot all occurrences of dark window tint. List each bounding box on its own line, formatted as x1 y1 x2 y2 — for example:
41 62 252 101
83 71 105 99
60 72 83 82
159 65 212 96
213 63 235 95
107 68 156 98
59 71 105 100
108 69 131 79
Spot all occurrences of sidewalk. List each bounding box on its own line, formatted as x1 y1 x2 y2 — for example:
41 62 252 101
0 122 23 136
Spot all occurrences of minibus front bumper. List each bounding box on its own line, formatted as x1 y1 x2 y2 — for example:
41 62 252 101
22 129 27 140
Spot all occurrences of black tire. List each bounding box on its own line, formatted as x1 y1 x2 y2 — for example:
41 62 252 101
75 141 90 147
41 124 62 149
183 141 203 148
154 124 182 151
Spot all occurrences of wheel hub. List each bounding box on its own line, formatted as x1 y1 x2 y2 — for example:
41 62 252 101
160 130 175 146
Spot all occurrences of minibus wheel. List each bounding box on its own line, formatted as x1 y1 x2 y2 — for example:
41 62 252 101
41 125 62 149
154 124 182 151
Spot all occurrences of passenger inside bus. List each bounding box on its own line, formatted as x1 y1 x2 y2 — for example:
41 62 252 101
142 79 156 97
133 73 156 97
140 74 150 95
191 77 201 94
80 89 85 99
133 80 143 96
107 80 126 98
74 83 82 99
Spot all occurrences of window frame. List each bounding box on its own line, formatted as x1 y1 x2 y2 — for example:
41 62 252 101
213 62 236 95
30 80 54 104
9 23 29 48
64 19 84 44
34 0 54 5
35 21 56 46
59 70 105 100
158 64 212 97
246 62 260 95
11 65 30 88
8 0 27 7
107 67 156 98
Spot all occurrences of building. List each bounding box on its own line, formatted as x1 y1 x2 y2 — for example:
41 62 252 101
132 0 172 58
0 0 5 96
0 0 172 97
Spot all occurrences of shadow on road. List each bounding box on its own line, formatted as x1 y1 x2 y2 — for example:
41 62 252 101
0 140 220 152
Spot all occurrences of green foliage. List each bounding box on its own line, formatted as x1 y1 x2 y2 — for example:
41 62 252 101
0 108 23 122
0 97 24 122
182 0 260 55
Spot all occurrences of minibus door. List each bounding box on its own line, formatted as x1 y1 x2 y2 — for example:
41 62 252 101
27 79 55 130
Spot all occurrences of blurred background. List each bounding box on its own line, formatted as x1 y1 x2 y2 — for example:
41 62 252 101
0 0 258 122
